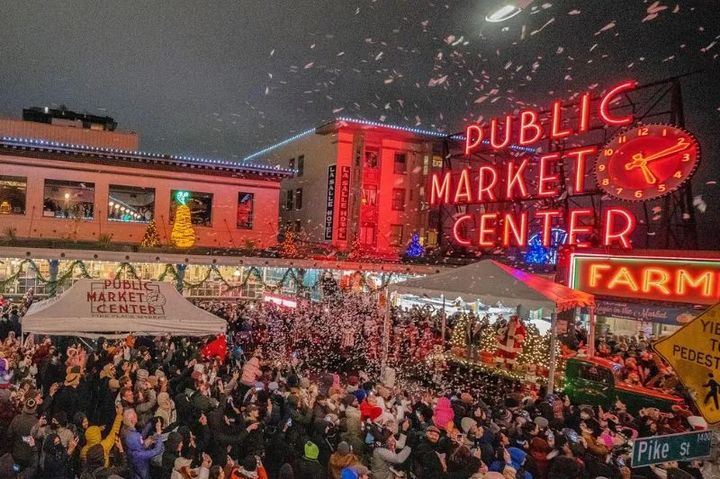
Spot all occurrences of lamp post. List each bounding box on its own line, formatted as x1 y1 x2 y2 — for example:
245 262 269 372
484 1 532 23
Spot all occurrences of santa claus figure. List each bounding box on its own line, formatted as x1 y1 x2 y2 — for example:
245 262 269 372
495 315 526 369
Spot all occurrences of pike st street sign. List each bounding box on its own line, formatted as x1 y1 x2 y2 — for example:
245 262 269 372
631 430 712 468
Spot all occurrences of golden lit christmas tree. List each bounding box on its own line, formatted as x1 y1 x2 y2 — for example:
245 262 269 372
171 191 195 248
279 231 298 258
140 219 161 248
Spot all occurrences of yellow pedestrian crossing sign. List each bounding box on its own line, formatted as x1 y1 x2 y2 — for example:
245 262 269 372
654 303 720 425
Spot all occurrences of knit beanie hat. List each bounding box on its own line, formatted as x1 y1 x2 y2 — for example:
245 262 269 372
304 441 320 460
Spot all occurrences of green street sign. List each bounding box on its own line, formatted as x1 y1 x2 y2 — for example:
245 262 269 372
631 430 712 468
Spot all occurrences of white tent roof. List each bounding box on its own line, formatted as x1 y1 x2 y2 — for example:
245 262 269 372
390 260 594 314
23 279 227 338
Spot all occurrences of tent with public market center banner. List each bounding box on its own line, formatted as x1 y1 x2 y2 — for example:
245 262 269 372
389 259 595 315
22 279 227 338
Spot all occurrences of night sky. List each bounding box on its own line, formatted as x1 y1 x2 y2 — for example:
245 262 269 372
1 1 719 243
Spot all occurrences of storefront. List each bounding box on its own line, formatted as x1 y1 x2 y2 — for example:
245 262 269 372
567 250 720 336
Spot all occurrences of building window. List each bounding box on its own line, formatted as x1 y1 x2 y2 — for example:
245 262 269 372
297 155 304 177
295 188 303 210
360 224 376 245
391 188 406 211
295 219 302 232
364 149 379 168
108 185 154 223
362 185 378 206
289 158 295 171
170 190 212 226
237 192 254 229
43 179 95 219
0 176 26 215
394 152 407 174
390 224 404 246
285 190 293 210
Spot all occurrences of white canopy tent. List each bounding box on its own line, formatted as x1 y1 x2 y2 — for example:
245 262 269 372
22 279 227 338
389 259 594 315
388 260 595 390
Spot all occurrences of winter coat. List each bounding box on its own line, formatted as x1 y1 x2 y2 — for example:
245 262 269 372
372 446 412 479
295 457 327 479
52 385 85 421
412 438 446 479
124 426 163 479
6 410 38 466
134 389 157 429
328 451 362 479
81 412 123 466
41 442 74 479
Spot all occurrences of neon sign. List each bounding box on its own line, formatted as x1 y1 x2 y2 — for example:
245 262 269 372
570 254 720 306
436 81 646 249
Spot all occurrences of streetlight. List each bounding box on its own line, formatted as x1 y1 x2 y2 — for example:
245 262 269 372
485 1 530 23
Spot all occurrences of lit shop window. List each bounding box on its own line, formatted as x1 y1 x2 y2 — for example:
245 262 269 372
43 179 95 219
108 185 155 223
390 224 404 246
237 192 254 230
169 190 212 226
0 176 27 215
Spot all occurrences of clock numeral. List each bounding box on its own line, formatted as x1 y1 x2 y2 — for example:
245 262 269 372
618 135 627 144
638 127 649 136
603 148 614 156
597 164 606 172
677 137 688 146
658 184 666 192
601 178 610 186
673 170 683 178
634 190 643 199
682 153 691 162
615 187 623 195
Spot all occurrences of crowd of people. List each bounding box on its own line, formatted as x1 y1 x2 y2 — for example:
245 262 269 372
0 293 718 479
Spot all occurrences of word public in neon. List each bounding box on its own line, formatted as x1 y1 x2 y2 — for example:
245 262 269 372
464 80 637 154
436 81 640 249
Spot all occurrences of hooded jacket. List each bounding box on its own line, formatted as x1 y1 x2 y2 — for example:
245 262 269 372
124 424 163 479
81 412 123 466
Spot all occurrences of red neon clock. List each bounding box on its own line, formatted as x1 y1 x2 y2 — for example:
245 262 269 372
595 124 699 201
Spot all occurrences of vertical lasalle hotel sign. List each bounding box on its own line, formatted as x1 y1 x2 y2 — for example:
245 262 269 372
431 80 700 250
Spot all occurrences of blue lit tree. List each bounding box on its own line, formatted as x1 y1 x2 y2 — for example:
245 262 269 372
405 232 425 258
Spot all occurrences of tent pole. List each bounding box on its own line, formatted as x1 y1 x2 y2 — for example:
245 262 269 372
380 288 391 372
547 311 558 394
587 306 596 357
441 294 446 349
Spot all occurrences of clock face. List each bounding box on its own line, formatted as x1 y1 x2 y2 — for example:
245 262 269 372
595 124 700 201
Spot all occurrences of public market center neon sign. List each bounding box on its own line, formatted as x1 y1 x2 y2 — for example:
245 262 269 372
431 81 638 249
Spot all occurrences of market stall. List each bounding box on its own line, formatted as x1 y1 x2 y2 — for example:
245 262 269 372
389 260 595 389
22 279 227 338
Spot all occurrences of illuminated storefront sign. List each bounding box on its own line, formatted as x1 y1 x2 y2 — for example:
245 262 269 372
325 165 336 240
337 166 351 240
433 80 701 250
570 254 720 306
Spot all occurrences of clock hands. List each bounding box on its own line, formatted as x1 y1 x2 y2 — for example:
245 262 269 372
624 141 690 185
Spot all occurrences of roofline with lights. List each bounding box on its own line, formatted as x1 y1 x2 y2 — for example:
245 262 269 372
0 136 295 178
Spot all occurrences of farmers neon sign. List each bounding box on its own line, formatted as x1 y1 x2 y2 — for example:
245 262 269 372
570 254 720 305
434 80 639 249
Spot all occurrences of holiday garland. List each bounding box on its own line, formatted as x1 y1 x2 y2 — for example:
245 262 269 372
0 257 397 297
